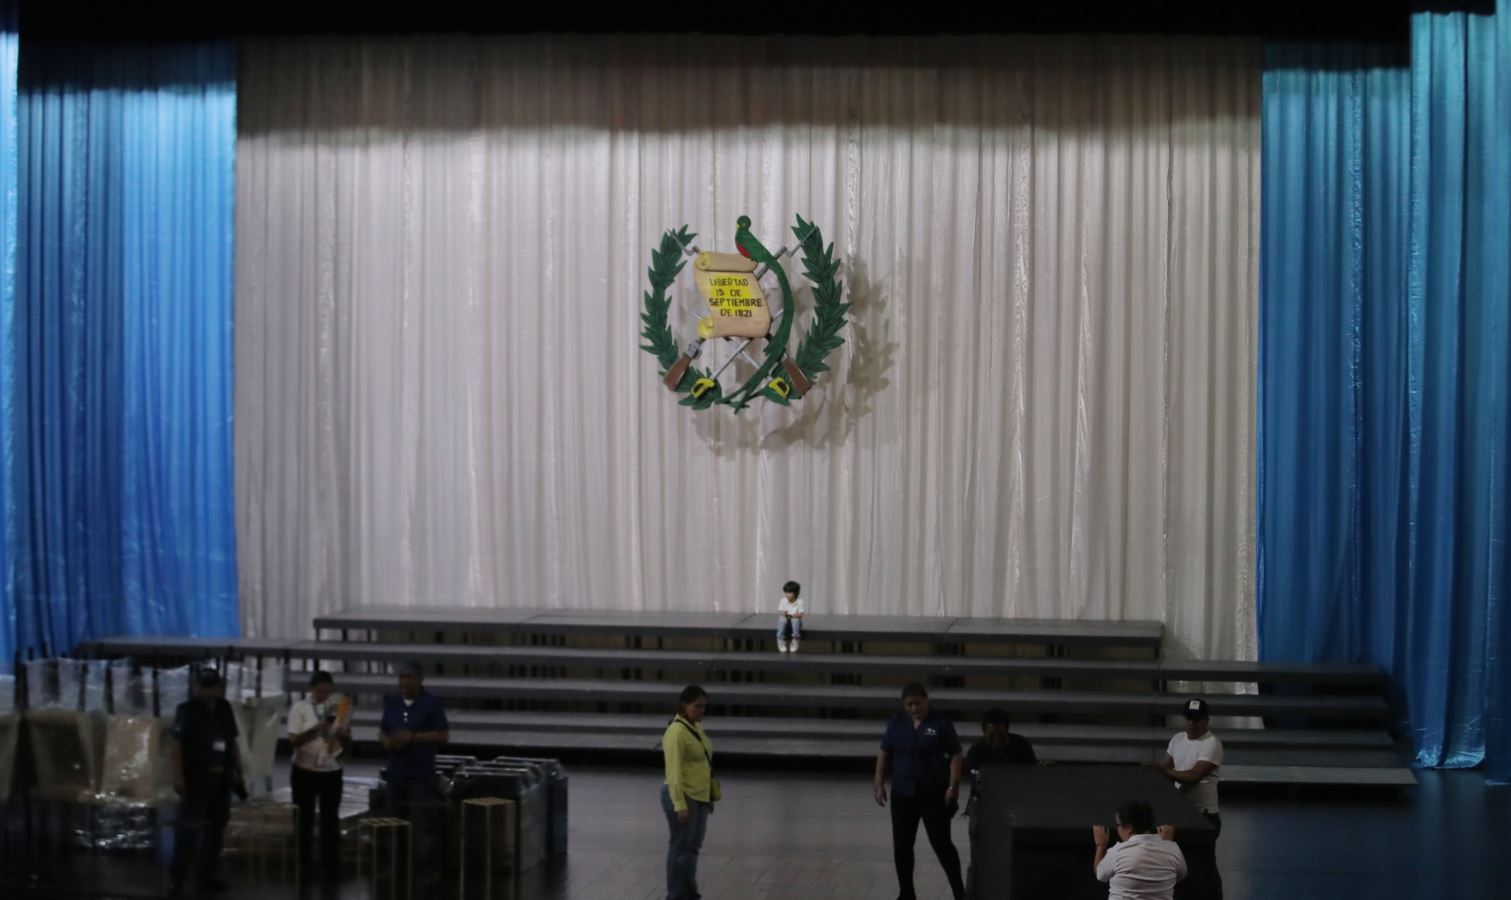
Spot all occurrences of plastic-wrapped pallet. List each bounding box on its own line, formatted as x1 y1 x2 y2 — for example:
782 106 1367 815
0 675 17 804
232 694 286 792
99 714 171 805
109 662 153 716
69 714 175 850
0 710 19 804
25 658 108 712
156 665 193 709
448 762 548 871
26 708 100 802
492 756 568 858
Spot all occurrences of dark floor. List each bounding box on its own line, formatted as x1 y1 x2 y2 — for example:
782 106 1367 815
2 762 1507 900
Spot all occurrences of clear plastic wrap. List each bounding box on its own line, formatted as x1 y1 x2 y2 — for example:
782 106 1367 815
109 661 153 716
99 714 170 805
222 657 285 703
156 664 192 711
68 800 165 850
25 657 63 709
0 712 19 803
234 695 287 786
25 658 110 712
223 660 248 700
25 708 100 802
0 673 16 713
81 659 109 713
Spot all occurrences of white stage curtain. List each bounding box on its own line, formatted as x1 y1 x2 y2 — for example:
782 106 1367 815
235 36 1259 661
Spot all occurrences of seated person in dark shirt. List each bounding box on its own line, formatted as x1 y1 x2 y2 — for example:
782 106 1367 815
965 708 1038 772
962 708 1042 899
964 709 1043 809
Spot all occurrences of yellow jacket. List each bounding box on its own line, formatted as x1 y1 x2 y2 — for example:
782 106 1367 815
662 715 715 811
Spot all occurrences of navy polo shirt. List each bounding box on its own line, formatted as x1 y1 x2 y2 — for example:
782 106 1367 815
380 690 449 778
880 710 963 798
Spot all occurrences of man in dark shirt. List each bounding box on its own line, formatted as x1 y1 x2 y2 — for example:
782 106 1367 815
964 708 1038 774
874 682 966 900
962 708 1039 899
168 669 246 897
379 661 449 879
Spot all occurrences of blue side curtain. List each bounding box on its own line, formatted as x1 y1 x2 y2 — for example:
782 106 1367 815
6 40 239 662
0 2 16 670
1260 5 1511 781
1408 2 1511 781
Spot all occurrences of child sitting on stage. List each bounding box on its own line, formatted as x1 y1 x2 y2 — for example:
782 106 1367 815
776 581 804 653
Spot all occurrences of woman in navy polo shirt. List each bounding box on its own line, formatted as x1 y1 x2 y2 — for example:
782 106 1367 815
873 682 966 900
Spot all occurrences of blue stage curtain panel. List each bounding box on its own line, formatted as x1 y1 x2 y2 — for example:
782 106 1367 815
1260 6 1511 781
0 1 16 671
1405 1 1511 780
8 40 239 661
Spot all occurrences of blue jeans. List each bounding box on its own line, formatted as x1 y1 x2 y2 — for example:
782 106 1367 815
776 615 802 641
660 784 711 900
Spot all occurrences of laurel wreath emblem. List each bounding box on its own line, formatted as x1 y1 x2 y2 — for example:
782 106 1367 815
639 216 847 412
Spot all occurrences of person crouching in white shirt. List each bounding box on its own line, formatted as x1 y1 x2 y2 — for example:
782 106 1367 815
776 581 804 653
287 670 350 882
1159 697 1224 836
1092 800 1186 900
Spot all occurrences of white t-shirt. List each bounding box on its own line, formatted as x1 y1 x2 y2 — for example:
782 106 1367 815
288 697 344 773
778 596 805 616
1166 731 1223 813
1096 833 1187 900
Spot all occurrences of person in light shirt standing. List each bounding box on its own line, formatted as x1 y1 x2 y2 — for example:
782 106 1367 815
775 580 805 653
287 670 350 883
1159 698 1224 835
1092 800 1186 900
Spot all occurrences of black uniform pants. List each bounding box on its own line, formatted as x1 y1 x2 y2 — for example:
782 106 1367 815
172 776 232 887
291 766 345 878
890 791 965 900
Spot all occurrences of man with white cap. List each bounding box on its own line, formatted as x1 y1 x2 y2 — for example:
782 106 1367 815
1158 697 1224 836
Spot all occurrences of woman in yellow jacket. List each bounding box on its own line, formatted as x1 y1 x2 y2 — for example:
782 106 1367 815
661 684 719 900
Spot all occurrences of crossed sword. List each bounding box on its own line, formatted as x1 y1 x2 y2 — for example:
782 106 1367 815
661 225 817 403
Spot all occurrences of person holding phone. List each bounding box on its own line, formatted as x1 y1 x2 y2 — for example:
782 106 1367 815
288 670 350 882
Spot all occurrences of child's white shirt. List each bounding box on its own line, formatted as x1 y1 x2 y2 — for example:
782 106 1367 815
778 596 805 616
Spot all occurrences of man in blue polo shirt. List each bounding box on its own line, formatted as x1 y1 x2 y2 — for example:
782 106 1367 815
379 661 449 878
874 682 966 900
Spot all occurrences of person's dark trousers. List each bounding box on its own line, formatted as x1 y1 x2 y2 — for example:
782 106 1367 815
890 791 965 900
1193 811 1224 900
659 784 711 900
385 774 445 880
1202 811 1222 838
292 767 344 880
171 775 232 891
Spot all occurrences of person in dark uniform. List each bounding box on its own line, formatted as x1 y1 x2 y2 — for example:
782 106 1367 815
874 682 966 900
168 668 246 897
379 661 449 880
961 708 1040 898
964 708 1038 775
